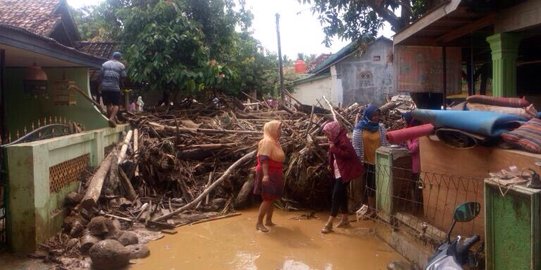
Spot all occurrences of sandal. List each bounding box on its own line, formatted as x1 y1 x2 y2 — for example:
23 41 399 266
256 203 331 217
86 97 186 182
321 224 333 234
256 224 269 233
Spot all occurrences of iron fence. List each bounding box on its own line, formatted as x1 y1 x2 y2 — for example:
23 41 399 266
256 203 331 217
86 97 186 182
359 163 485 244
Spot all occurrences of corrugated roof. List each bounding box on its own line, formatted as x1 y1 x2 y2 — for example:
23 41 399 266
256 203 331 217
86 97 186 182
0 0 63 37
310 36 393 76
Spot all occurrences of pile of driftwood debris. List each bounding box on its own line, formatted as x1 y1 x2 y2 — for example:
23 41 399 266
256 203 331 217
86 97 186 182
36 94 413 269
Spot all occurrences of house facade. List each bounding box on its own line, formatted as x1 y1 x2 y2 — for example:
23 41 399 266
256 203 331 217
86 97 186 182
293 37 395 107
376 0 541 268
0 0 126 252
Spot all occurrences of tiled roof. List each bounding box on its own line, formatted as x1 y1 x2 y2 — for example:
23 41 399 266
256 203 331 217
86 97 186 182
0 0 63 36
306 54 331 73
77 42 120 59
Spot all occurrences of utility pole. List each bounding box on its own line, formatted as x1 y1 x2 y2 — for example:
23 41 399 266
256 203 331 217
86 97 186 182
275 13 284 101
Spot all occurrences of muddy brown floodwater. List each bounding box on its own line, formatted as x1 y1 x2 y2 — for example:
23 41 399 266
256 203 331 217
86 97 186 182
131 208 404 270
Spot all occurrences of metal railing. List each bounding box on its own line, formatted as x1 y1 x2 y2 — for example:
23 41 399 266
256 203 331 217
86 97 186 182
362 163 485 244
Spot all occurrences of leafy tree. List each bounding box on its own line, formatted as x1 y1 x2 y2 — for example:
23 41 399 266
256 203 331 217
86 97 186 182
299 0 442 45
72 0 285 99
121 1 213 96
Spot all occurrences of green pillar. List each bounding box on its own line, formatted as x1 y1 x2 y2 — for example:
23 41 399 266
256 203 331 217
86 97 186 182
486 33 521 97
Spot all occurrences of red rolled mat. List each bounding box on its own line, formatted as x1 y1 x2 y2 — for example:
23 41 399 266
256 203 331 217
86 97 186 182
386 124 435 144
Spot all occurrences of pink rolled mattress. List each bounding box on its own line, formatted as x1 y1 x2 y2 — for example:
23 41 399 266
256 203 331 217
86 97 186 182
386 124 435 144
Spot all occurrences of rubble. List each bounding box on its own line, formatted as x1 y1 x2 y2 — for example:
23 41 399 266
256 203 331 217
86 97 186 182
36 94 413 269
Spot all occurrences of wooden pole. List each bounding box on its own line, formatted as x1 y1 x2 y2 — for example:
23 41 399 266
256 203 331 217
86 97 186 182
70 85 106 114
118 130 133 164
119 167 137 201
276 13 284 101
153 150 256 222
80 152 115 210
322 96 337 122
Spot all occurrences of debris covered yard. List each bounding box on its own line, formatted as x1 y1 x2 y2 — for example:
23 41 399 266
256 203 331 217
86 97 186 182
25 96 411 269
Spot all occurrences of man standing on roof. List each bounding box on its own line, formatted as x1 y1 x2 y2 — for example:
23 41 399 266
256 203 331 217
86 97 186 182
99 51 126 127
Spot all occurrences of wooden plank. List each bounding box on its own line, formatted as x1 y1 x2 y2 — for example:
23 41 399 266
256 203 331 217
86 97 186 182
394 0 462 45
437 13 496 43
496 0 541 33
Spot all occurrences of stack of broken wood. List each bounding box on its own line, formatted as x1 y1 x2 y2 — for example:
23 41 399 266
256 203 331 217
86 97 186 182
38 95 413 268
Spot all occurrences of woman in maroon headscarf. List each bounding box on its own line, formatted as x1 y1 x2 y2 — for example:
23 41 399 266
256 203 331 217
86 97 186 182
321 121 363 233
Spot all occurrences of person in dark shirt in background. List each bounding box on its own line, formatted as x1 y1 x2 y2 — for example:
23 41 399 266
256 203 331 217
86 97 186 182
100 51 126 127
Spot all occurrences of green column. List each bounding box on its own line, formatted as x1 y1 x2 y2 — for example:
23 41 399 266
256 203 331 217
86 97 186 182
486 33 521 97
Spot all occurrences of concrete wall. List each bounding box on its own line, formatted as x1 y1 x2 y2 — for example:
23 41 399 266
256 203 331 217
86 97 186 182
335 39 394 106
4 67 109 138
292 75 334 106
5 125 127 253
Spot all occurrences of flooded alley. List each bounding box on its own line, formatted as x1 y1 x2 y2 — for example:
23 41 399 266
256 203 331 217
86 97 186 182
132 209 404 270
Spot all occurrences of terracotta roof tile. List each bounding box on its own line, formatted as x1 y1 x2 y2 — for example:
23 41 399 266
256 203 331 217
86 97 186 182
0 0 62 36
76 42 120 59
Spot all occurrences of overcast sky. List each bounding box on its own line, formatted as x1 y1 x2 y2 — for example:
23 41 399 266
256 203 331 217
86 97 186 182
67 0 394 58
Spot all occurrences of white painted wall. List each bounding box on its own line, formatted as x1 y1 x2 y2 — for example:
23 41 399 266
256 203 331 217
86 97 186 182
330 65 344 107
292 76 333 106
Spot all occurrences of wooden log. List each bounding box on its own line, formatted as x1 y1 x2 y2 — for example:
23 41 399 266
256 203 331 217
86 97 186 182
119 167 137 201
104 151 119 195
118 130 133 164
189 212 241 226
134 129 139 177
153 150 257 222
70 85 106 114
322 96 337 122
205 172 213 205
80 152 115 211
283 89 303 105
135 203 149 221
181 143 237 149
235 174 254 209
104 213 133 222
149 122 262 135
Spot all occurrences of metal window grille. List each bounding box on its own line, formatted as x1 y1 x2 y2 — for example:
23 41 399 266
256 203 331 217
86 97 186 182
49 154 90 193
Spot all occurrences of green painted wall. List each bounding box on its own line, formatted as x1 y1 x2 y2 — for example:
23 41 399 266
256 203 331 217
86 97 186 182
4 67 108 140
6 126 128 253
4 69 42 138
485 183 541 270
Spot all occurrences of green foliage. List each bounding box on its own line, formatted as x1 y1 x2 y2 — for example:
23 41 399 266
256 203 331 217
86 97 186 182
72 0 284 99
121 1 212 94
300 0 434 45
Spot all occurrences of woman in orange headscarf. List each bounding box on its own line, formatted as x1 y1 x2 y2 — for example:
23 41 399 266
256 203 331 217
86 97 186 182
253 120 285 232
